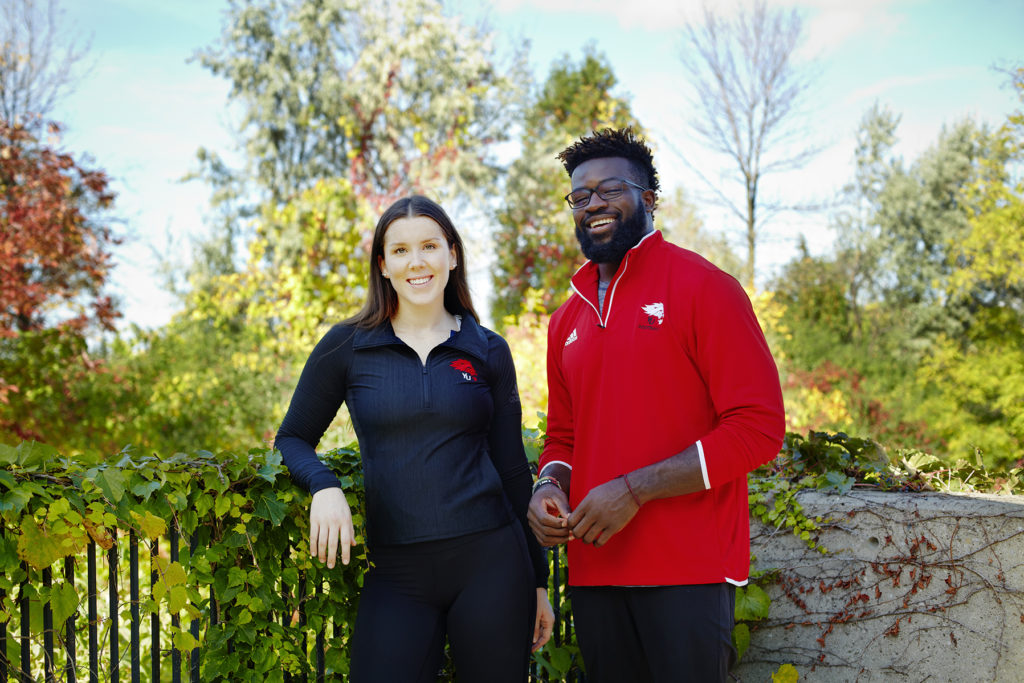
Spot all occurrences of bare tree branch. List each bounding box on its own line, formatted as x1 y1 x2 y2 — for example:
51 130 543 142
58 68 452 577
0 0 91 128
677 0 820 288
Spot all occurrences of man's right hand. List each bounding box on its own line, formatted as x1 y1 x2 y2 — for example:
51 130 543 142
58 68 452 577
527 485 572 547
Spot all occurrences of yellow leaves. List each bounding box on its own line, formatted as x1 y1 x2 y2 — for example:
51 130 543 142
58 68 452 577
785 386 853 436
772 663 800 682
130 509 167 539
413 130 429 155
17 519 65 569
17 514 87 570
152 557 190 614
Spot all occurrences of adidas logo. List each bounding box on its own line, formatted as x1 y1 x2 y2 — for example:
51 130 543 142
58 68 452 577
564 328 578 347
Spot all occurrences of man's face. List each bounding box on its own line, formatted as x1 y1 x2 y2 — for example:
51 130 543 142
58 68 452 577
568 157 653 265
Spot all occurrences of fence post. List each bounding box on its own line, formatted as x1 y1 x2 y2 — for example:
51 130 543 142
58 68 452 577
129 531 140 683
298 572 308 683
64 556 76 683
314 578 324 683
1 581 6 683
42 567 54 682
188 534 199 683
150 538 160 683
88 542 98 683
109 539 120 683
18 565 29 683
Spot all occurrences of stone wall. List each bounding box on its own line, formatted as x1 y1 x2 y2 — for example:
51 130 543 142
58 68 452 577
732 490 1024 682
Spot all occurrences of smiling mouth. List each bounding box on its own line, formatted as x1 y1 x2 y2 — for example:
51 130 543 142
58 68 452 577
408 276 432 285
587 217 615 230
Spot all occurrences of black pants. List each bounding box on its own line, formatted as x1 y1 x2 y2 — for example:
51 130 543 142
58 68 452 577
348 522 536 682
571 583 737 683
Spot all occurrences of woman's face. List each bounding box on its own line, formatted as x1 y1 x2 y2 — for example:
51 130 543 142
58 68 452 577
379 216 457 312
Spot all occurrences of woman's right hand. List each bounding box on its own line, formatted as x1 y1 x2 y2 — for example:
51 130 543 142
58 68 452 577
309 487 356 568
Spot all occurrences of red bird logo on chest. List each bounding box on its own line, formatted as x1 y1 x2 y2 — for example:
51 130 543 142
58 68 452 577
450 359 478 381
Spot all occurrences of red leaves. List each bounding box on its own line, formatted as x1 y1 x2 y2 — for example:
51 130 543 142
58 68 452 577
1 120 120 335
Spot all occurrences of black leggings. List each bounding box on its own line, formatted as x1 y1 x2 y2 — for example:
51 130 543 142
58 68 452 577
348 522 536 683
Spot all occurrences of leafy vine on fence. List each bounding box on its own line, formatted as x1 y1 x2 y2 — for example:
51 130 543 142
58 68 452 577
2 429 1021 680
1 440 368 680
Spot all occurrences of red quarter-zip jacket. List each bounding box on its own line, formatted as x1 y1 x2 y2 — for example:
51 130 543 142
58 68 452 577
540 230 785 586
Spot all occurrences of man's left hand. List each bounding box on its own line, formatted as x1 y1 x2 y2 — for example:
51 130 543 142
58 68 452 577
566 476 639 547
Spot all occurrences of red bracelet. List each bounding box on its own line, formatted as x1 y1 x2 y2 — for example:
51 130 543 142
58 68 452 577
622 472 642 508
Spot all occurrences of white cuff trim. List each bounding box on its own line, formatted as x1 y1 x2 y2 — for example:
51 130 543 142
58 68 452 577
540 460 572 477
697 440 710 490
725 577 748 586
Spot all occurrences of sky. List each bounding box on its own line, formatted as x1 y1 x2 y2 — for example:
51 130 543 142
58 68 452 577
48 0 1024 330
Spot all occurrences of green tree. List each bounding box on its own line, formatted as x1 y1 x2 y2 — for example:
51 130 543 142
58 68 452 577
115 178 375 454
142 0 531 451
949 67 1024 306
832 103 901 335
832 106 994 359
193 0 526 213
909 67 1024 467
490 47 640 324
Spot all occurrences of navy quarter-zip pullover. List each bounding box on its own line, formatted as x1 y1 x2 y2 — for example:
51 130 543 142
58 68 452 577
275 314 547 583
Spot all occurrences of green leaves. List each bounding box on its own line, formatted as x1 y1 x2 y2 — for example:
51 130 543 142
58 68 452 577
733 583 771 663
49 582 80 625
732 623 751 662
91 466 126 503
254 491 287 526
735 583 771 621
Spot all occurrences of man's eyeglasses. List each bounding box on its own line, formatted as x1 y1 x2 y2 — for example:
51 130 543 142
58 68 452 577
564 177 649 210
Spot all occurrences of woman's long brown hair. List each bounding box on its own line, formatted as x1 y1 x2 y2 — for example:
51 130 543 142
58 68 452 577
343 195 479 329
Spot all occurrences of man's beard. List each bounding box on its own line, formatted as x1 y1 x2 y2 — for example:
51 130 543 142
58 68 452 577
575 207 648 265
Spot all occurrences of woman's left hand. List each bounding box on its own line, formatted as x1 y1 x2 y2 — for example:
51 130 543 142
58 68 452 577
532 588 555 652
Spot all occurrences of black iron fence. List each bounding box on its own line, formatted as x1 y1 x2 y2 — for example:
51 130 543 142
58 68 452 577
0 527 580 682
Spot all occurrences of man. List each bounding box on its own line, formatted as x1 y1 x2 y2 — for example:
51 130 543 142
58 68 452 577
527 128 785 682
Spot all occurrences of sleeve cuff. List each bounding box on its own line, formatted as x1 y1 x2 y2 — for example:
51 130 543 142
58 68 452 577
696 440 710 490
539 460 572 476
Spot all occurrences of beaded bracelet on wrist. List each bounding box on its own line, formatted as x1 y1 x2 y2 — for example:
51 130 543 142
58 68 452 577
532 475 562 495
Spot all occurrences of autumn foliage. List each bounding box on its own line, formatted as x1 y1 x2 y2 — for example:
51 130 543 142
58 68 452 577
1 119 118 336
0 118 121 444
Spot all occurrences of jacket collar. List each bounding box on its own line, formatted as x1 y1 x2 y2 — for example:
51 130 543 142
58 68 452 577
351 310 489 361
570 229 663 302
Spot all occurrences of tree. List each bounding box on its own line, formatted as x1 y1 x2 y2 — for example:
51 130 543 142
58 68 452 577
0 0 89 130
678 0 818 288
490 48 640 323
909 67 1024 468
193 0 526 213
112 178 376 455
831 103 901 336
949 67 1024 308
0 120 121 449
658 186 743 281
0 121 117 336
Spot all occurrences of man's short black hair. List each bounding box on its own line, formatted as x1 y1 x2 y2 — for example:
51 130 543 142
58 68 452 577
557 127 661 201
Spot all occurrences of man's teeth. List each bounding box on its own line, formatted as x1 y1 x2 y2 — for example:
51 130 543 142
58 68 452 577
590 218 613 228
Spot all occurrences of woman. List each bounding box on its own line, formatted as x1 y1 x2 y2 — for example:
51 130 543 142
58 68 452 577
275 195 553 682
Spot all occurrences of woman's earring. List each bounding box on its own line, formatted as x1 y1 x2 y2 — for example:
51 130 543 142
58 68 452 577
382 271 389 278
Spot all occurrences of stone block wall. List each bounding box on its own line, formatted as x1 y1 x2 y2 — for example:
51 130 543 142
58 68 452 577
732 490 1024 682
